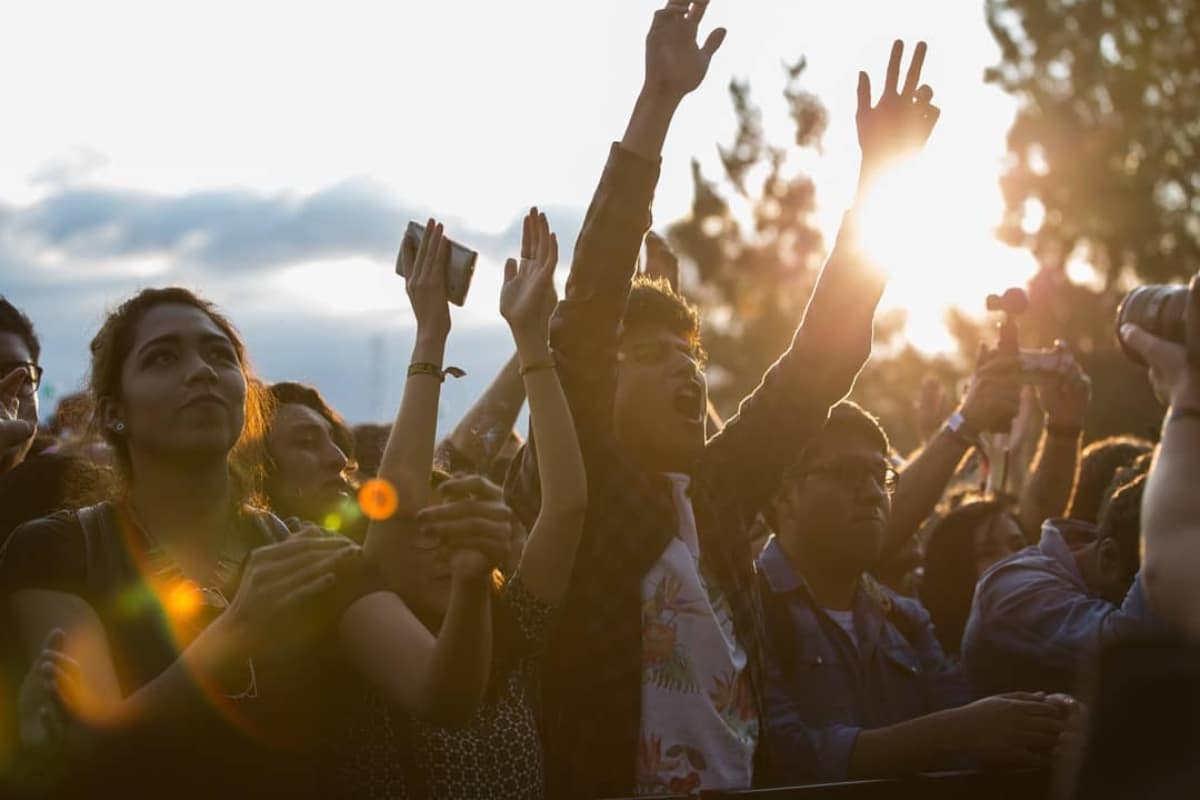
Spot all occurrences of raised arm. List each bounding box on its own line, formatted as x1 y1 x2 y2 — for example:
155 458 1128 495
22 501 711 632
882 352 1020 559
370 220 454 519
705 40 940 515
435 352 525 475
1122 276 1200 636
497 210 588 606
506 1 726 518
1018 352 1089 537
343 220 502 723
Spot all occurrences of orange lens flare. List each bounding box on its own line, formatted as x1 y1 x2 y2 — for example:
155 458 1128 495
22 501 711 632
358 478 399 521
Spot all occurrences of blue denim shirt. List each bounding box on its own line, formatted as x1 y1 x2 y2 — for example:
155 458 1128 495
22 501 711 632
962 519 1168 696
758 537 970 784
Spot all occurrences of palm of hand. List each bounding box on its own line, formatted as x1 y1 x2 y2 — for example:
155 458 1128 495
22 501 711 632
501 275 556 330
647 28 708 95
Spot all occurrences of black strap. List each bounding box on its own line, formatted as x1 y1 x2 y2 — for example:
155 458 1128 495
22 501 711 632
77 501 118 597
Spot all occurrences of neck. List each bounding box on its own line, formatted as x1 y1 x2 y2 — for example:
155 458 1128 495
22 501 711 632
779 533 861 612
127 451 234 551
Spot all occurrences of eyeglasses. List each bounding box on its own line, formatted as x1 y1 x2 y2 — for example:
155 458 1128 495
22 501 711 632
617 340 703 369
1 363 42 399
800 459 900 495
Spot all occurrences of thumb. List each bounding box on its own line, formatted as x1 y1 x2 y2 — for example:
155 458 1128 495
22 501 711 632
701 27 726 59
504 258 518 283
1121 322 1172 366
43 628 66 653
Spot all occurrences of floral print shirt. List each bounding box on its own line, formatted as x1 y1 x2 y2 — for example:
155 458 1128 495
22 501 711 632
636 474 758 796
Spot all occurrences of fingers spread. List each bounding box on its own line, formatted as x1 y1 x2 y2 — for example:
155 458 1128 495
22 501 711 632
701 27 727 59
856 71 871 114
902 41 927 97
884 39 903 95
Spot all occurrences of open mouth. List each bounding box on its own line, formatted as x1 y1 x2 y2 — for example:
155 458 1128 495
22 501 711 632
671 382 706 425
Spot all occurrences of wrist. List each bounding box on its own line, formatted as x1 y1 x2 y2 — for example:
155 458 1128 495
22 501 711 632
636 83 685 111
513 334 552 363
411 335 448 364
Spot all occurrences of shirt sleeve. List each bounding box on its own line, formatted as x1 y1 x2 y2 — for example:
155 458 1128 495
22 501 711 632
895 597 972 710
968 563 1163 681
702 212 886 523
0 512 87 595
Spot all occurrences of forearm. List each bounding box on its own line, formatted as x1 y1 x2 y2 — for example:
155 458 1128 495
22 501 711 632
1144 412 1200 633
511 337 588 606
438 353 524 472
1019 429 1080 539
424 575 493 722
68 616 248 752
377 333 447 513
884 430 971 559
849 708 961 779
621 87 681 162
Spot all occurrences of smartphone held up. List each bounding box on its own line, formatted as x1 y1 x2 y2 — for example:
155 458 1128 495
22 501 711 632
397 221 478 306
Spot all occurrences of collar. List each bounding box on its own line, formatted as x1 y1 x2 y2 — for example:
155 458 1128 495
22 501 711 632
1038 518 1089 589
759 535 805 594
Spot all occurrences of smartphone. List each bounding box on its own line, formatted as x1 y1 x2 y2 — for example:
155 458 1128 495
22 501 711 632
397 221 478 307
1018 348 1073 382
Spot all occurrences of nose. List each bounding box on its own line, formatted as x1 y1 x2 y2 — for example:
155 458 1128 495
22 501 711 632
322 440 349 473
184 352 219 386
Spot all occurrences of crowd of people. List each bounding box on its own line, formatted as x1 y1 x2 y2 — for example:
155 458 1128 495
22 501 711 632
1 2 1197 798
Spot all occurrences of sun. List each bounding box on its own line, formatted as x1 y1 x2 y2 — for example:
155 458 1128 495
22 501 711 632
856 150 1038 357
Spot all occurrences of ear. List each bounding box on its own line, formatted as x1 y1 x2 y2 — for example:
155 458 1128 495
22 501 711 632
96 396 126 436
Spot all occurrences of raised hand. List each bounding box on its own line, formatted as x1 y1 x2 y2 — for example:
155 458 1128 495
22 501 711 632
501 208 559 345
959 347 1022 435
643 231 681 293
856 40 940 186
643 0 726 101
219 535 359 649
416 475 513 581
0 369 34 452
405 219 452 341
1121 275 1200 407
1037 344 1092 426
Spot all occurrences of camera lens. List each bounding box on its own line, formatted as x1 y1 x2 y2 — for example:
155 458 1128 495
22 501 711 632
1116 285 1188 365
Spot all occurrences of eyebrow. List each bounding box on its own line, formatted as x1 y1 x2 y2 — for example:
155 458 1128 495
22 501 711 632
136 332 233 357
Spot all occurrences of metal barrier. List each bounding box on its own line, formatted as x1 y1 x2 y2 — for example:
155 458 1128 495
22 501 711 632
607 769 1050 799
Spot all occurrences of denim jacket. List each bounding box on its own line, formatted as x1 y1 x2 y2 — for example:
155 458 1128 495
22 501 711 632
759 537 970 784
963 519 1169 696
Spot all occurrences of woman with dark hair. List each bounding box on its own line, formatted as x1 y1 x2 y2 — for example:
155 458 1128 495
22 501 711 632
2 287 505 795
263 381 358 532
919 500 1026 658
332 211 588 799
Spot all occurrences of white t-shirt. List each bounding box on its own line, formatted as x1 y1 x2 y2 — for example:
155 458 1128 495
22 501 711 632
635 473 758 796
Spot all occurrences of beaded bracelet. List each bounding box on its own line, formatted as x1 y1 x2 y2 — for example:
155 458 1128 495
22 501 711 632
408 362 466 383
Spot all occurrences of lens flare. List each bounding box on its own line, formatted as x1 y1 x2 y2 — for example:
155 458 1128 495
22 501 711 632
358 478 399 521
165 580 202 622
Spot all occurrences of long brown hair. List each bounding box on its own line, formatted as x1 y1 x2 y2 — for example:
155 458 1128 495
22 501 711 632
87 287 270 506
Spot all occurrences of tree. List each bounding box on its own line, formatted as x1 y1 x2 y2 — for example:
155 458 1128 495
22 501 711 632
985 0 1192 439
987 0 1200 286
667 60 956 455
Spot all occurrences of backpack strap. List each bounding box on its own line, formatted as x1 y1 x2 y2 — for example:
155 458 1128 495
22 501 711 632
76 501 119 596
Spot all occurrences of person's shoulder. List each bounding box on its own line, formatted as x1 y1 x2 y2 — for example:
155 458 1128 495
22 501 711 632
883 587 934 626
0 507 91 593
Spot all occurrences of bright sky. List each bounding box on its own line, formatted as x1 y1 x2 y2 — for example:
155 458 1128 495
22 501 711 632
0 0 1039 421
